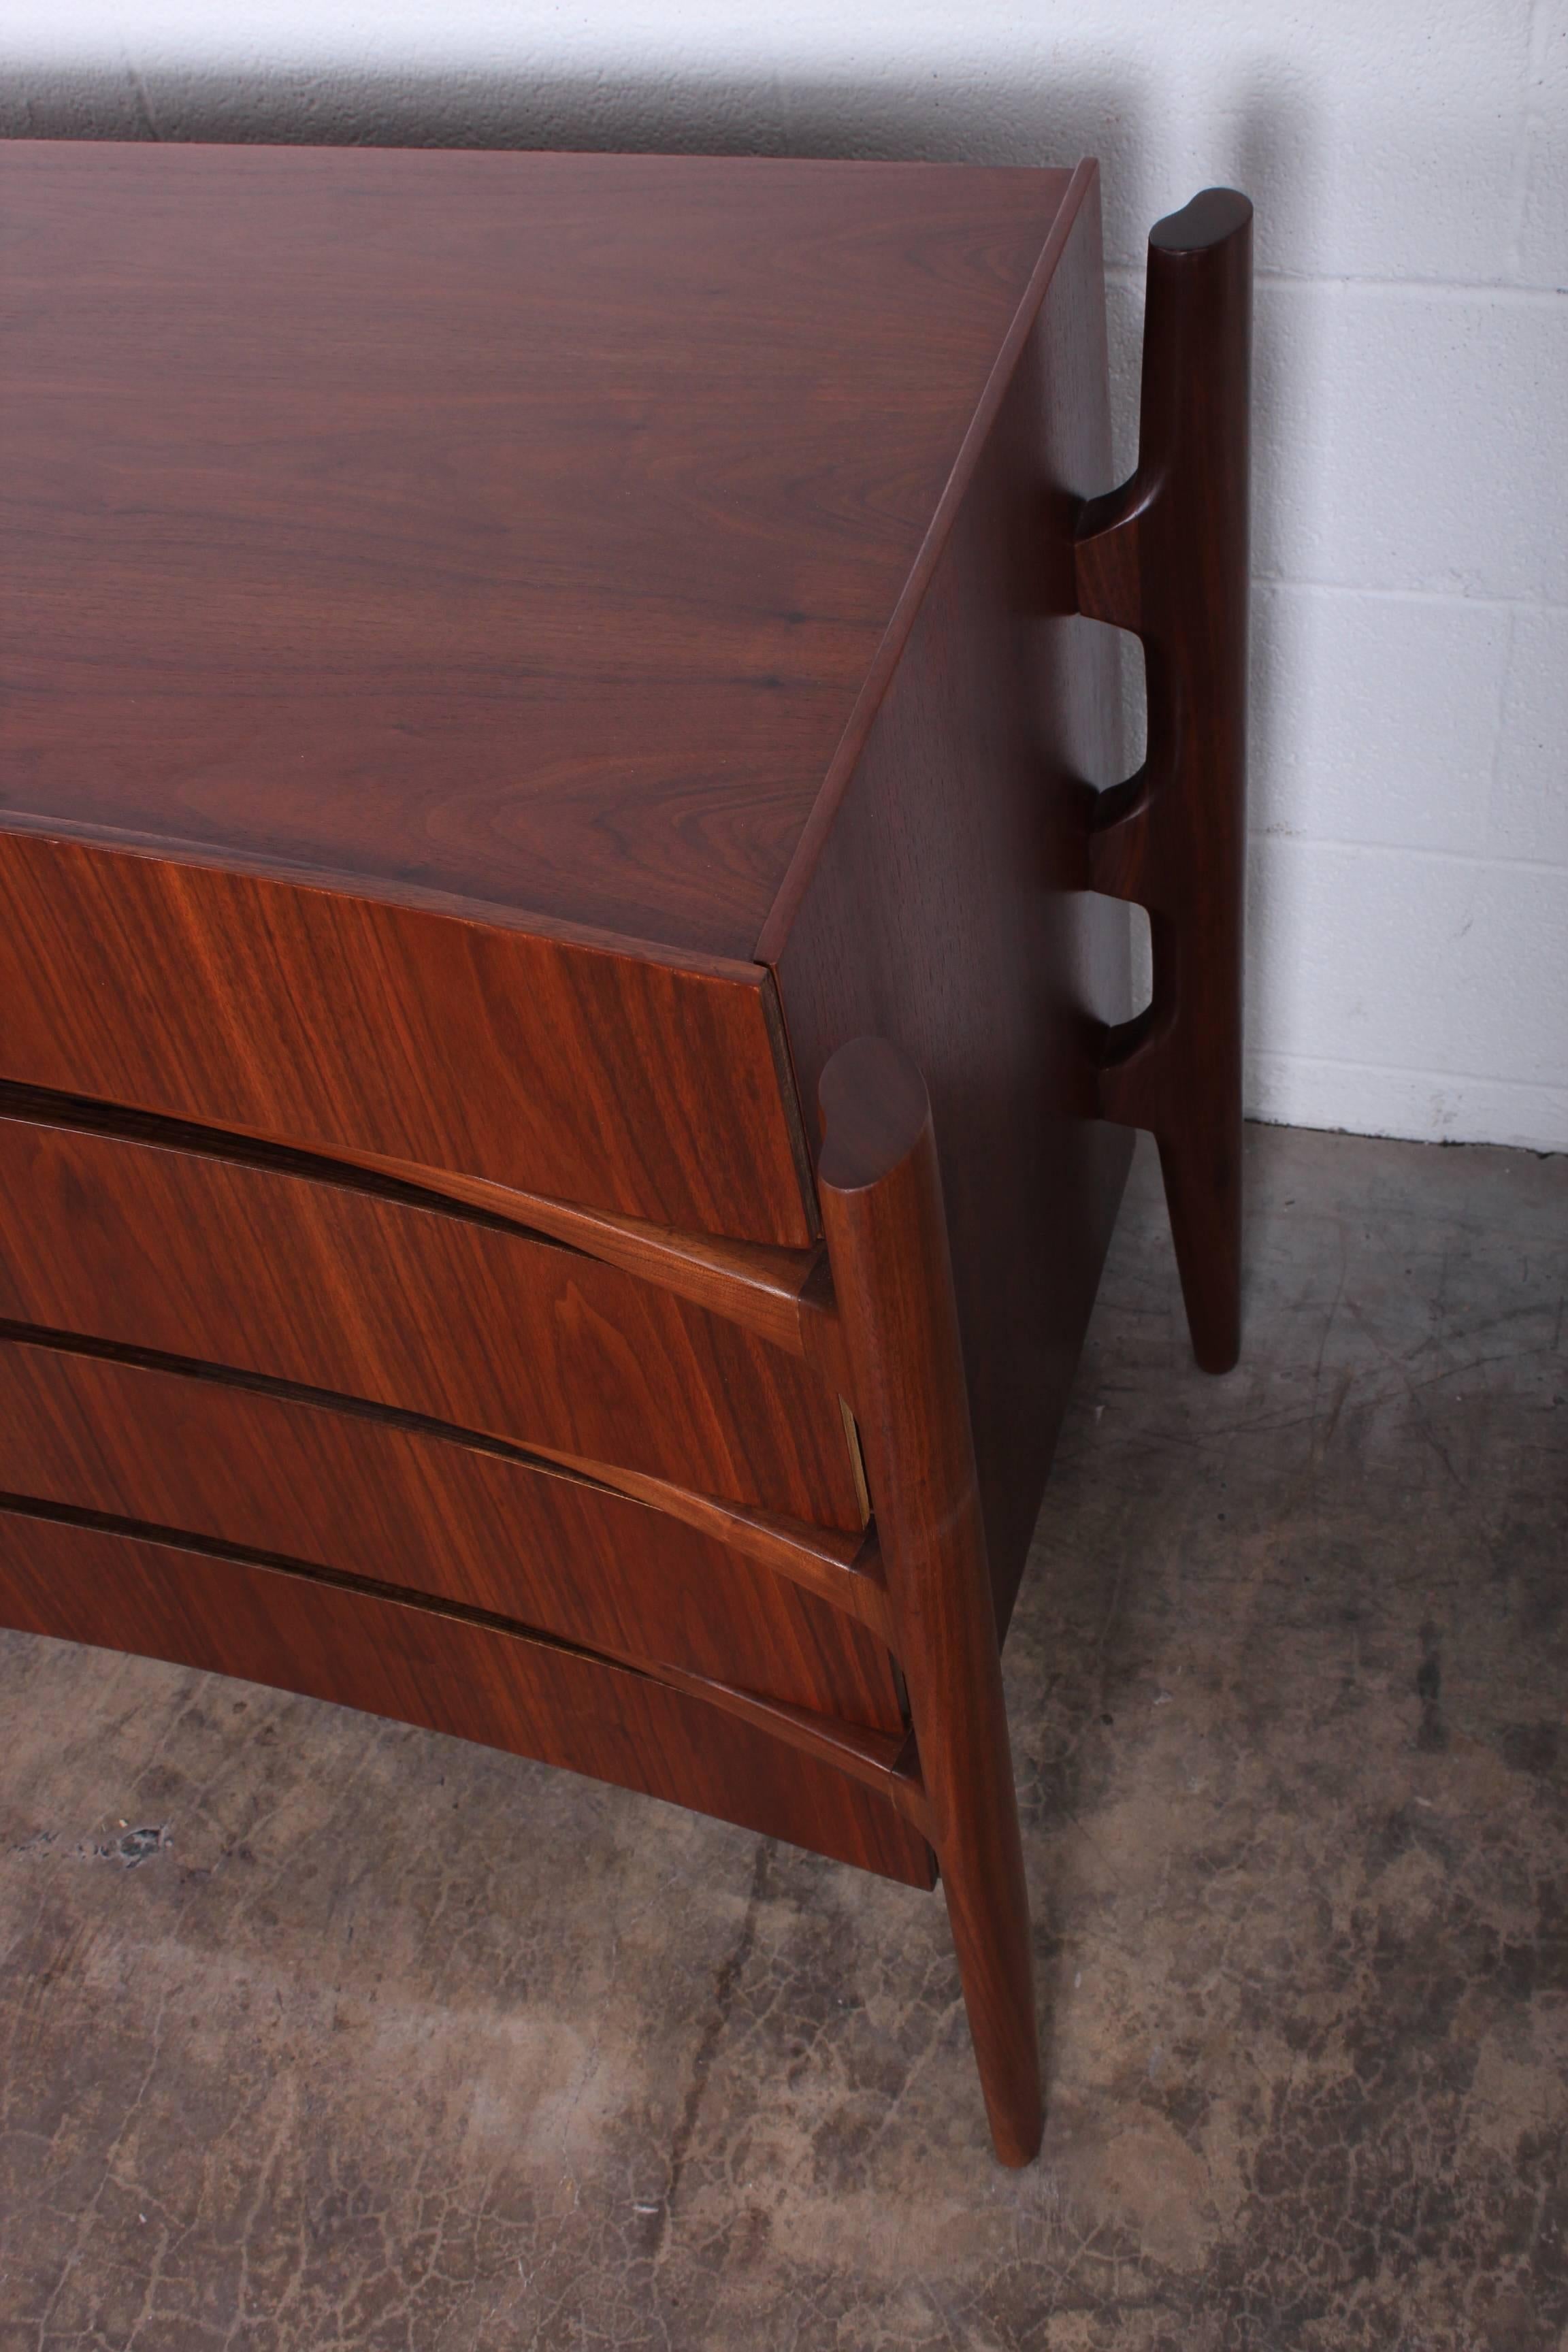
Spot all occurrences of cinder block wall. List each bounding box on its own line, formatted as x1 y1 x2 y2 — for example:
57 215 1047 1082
7 0 1565 1148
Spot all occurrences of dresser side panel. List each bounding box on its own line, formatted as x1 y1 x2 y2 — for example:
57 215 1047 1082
774 189 1135 1626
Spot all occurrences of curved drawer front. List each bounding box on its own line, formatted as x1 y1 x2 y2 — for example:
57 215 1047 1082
0 1503 933 1887
0 1334 902 1731
0 830 815 1247
0 1106 864 1531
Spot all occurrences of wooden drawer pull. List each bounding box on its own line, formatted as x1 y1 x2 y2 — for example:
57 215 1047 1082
0 1495 933 1886
0 1489 924 1827
0 1314 892 1645
0 1079 834 1364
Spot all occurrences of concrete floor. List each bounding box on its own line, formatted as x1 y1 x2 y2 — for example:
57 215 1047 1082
1 1123 1564 2351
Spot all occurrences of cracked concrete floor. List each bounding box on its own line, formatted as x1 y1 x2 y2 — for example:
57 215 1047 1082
1 1123 1565 2350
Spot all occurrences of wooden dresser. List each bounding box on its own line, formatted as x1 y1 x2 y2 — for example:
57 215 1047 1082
0 141 1250 2163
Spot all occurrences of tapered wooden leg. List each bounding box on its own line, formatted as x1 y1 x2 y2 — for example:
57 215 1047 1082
1075 188 1253 1375
1157 1124 1242 1378
817 1037 1041 2167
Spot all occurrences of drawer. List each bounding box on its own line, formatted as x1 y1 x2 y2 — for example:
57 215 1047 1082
0 1332 902 1731
0 1500 933 1886
0 828 815 1247
0 1096 864 1531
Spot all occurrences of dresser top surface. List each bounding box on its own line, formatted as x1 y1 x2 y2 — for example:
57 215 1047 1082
0 140 1078 960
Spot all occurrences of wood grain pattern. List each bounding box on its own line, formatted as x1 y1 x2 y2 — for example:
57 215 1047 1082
0 140 1071 960
0 1330 902 1725
0 1079 828 1365
0 1102 865 1529
0 142 1172 2157
0 1499 934 1886
819 1039 1041 2167
602 1648 925 1827
772 167 1134 1628
1075 189 1252 1373
314 1149 830 1362
0 828 815 1246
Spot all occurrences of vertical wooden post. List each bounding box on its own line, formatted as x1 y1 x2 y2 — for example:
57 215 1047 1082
817 1036 1041 2168
1075 187 1253 1374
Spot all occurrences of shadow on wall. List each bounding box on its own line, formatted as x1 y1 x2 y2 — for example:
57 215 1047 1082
2 54 1311 1063
1231 82 1317 1085
3 61 1171 254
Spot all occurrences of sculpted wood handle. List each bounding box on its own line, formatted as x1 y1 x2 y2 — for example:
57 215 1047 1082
1075 187 1253 1373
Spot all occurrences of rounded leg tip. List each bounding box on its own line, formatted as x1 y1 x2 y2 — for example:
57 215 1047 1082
985 2092 1045 2168
990 2123 1044 2169
1192 1330 1241 1375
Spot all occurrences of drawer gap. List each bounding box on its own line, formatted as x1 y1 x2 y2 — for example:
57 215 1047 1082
0 1320 888 1637
1 1313 625 1480
0 1486 921 1815
0 1081 587 1256
0 1079 834 1363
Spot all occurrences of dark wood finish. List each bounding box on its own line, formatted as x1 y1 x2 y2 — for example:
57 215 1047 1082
1074 189 1253 1373
0 141 1072 959
0 1331 902 1725
299 1145 832 1363
0 146 1248 2161
0 1501 934 1886
769 165 1136 1629
0 829 815 1247
0 1098 864 1529
600 1649 926 1825
0 1079 831 1370
819 1039 1041 2168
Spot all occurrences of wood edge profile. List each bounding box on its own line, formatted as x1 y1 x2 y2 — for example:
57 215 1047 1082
329 1146 823 1358
0 1488 926 1832
0 806 772 983
816 1034 1043 2166
752 157 1102 970
0 1316 892 1642
517 1441 896 1645
816 1036 932 1196
623 1647 931 1834
1070 184 1252 1377
0 1081 828 1361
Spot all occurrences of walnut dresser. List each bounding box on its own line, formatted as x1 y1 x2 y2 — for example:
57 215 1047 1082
0 141 1251 2165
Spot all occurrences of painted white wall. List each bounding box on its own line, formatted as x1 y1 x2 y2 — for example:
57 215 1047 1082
6 0 1566 1149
